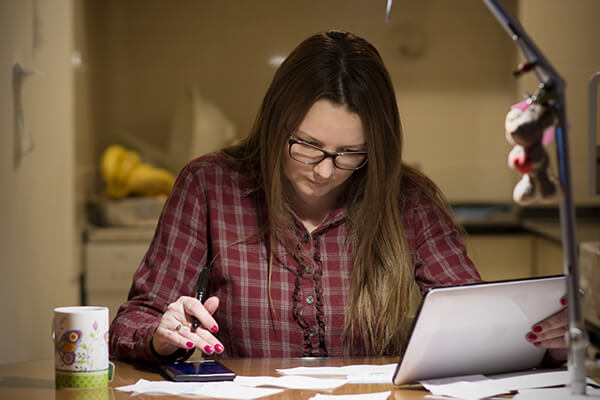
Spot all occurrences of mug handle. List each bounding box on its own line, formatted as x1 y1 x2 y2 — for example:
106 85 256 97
108 361 115 381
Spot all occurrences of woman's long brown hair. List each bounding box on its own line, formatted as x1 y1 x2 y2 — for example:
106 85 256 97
221 30 452 355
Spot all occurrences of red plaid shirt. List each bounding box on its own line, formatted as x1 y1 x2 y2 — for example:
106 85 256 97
109 154 481 360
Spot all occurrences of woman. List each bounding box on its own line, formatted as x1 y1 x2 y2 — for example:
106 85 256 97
109 30 566 363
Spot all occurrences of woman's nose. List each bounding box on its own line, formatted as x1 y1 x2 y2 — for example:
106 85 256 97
313 157 335 179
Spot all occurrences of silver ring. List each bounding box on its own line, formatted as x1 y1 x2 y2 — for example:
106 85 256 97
175 323 182 332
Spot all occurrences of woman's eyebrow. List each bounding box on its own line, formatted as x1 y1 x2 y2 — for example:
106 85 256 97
295 129 321 144
296 128 366 149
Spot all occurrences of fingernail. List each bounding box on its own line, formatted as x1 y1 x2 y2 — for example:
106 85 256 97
186 341 195 348
533 341 541 347
532 325 542 333
204 345 214 353
214 344 224 353
561 298 567 306
211 325 219 333
527 333 537 341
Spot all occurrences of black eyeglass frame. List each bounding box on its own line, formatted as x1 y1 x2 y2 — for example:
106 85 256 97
287 136 368 171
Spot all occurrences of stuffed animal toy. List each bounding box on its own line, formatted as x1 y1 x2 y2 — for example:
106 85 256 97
504 100 558 204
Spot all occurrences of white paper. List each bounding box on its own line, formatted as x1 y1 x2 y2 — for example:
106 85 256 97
277 363 396 383
234 375 348 390
421 374 500 400
514 385 600 399
420 370 589 400
116 379 283 399
309 391 392 400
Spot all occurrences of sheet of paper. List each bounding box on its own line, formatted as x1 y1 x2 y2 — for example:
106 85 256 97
276 363 396 383
421 374 502 400
234 375 348 390
116 379 283 399
420 370 589 400
116 375 348 398
309 391 392 400
514 385 600 399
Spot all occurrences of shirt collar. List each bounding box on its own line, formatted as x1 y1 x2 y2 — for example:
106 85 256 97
286 204 346 236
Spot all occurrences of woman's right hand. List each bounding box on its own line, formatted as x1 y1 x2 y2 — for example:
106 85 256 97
151 295 224 357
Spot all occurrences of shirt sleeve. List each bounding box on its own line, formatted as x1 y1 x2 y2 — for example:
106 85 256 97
109 163 208 362
405 190 482 294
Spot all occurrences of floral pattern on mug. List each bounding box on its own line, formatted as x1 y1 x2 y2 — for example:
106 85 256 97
56 329 82 365
54 313 109 372
72 319 108 371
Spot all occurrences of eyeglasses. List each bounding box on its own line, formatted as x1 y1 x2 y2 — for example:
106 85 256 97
287 136 368 171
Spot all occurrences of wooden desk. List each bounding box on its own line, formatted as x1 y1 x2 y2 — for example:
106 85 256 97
0 357 432 400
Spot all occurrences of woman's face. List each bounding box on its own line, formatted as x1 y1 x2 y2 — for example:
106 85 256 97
282 99 366 208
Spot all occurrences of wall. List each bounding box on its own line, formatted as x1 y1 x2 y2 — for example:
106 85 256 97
518 0 600 205
81 1 600 205
86 0 520 203
0 0 78 363
74 0 108 231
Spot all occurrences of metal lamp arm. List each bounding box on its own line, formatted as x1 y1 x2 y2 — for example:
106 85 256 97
482 0 586 395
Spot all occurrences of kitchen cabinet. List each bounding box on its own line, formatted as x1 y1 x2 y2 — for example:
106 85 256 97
84 227 153 322
532 237 564 277
581 242 600 343
464 234 535 282
464 233 565 282
522 217 600 278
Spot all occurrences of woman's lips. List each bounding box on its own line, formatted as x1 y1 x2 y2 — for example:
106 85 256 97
308 179 329 189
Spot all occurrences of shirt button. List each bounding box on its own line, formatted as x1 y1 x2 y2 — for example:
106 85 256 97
308 327 317 337
306 295 315 305
303 234 310 243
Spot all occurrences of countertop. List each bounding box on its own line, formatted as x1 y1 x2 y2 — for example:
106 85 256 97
84 205 600 245
453 203 600 244
521 218 600 244
84 224 155 242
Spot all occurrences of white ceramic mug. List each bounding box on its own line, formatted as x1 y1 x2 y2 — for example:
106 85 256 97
52 306 114 389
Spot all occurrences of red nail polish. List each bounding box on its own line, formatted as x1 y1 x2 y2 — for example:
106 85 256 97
211 325 219 333
533 341 541 346
214 344 223 353
527 333 537 341
532 325 542 333
186 341 195 348
561 298 567 306
204 345 214 353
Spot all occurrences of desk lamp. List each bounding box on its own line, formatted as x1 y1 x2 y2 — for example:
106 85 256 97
385 0 587 395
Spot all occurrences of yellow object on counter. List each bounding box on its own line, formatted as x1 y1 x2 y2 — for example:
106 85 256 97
101 145 175 198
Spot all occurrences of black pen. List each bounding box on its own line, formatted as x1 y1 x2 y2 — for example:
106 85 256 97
191 268 209 330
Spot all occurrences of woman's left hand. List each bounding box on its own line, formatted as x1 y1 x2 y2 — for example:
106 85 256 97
525 296 567 363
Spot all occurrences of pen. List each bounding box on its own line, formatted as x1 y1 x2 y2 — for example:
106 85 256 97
192 268 209 330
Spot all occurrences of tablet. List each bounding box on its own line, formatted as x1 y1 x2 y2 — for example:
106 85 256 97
392 275 566 385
